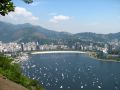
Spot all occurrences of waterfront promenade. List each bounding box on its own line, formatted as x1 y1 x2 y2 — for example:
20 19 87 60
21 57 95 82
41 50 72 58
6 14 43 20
31 51 86 55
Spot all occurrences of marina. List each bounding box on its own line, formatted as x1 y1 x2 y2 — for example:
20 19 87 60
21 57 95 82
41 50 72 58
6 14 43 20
21 53 120 90
12 53 29 63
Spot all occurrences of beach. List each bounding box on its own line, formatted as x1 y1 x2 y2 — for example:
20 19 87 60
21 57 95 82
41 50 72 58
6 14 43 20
31 51 86 55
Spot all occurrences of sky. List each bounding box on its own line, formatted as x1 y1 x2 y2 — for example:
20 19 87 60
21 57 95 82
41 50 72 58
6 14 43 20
0 0 120 34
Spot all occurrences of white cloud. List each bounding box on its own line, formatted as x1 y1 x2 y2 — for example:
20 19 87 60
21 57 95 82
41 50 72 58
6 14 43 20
49 15 71 23
0 7 39 25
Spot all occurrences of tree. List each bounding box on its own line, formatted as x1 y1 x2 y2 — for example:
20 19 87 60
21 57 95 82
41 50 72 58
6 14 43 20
23 0 33 4
0 0 33 16
0 0 14 16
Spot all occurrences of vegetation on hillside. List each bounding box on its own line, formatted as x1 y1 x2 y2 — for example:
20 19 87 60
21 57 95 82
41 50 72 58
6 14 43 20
0 21 120 43
88 51 120 62
0 54 44 90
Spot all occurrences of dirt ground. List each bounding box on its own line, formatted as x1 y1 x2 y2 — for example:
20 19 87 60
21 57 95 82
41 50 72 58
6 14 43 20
0 76 28 90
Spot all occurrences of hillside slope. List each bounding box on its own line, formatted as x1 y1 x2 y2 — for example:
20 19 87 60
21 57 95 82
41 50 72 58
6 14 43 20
0 21 120 42
0 75 28 90
0 21 71 42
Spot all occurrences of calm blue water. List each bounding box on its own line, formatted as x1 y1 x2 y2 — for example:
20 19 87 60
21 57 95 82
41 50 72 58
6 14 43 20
21 53 120 90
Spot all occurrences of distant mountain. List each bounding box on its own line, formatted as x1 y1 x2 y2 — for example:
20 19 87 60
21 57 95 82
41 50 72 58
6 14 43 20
0 21 71 42
0 21 120 42
74 32 120 42
74 32 105 42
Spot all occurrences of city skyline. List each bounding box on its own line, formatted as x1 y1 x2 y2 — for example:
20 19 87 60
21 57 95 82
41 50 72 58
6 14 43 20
0 0 120 34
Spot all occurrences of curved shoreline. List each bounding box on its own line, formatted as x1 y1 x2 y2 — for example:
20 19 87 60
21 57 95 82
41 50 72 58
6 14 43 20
31 51 120 63
31 51 86 54
88 54 120 63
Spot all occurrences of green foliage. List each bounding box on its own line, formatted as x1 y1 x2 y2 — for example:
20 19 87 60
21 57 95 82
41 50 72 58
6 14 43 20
116 58 120 61
1 21 120 43
0 0 33 16
0 0 14 16
23 0 33 4
109 50 120 55
0 55 44 90
107 55 120 61
96 51 107 59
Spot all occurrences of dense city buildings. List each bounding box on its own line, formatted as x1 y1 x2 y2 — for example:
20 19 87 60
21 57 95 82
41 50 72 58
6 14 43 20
0 40 120 56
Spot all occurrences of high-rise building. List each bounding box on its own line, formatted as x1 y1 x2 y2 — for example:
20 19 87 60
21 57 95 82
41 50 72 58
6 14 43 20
21 43 24 51
36 42 40 50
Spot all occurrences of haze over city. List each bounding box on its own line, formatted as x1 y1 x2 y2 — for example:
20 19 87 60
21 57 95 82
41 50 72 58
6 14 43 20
0 0 120 34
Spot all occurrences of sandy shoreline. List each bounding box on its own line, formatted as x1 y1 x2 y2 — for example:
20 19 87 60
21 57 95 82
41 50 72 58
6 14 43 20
31 51 120 63
31 51 86 54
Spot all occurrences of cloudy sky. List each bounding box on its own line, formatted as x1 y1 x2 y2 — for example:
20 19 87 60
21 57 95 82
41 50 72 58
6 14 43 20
0 0 120 34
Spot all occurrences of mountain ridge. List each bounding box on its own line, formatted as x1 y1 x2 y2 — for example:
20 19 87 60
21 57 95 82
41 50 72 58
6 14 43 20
0 21 120 42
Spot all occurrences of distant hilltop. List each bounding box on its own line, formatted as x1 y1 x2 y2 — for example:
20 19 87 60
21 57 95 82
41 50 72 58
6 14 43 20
0 21 120 43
